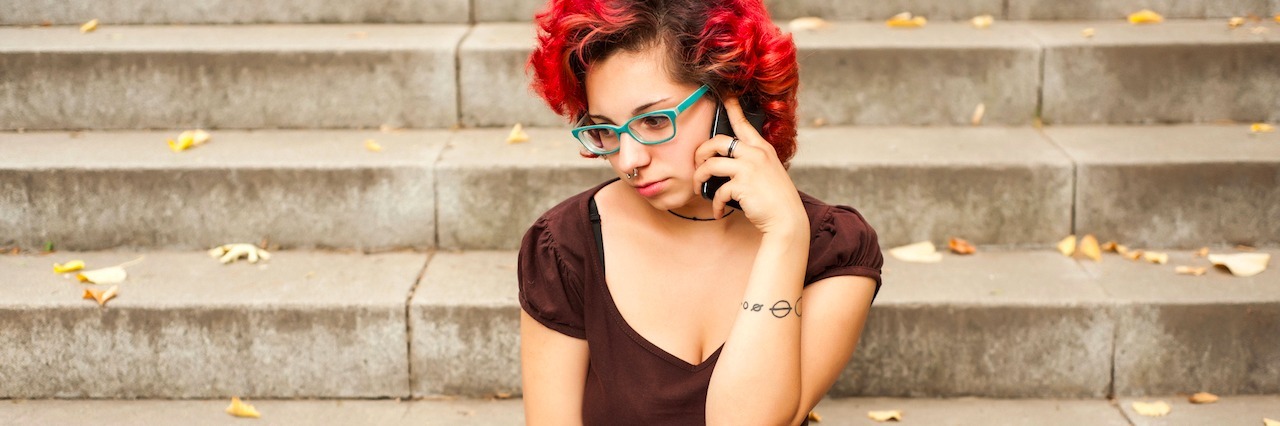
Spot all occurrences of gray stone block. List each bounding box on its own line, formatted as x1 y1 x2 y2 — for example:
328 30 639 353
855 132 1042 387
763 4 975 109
1050 126 1280 248
0 251 425 398
1036 21 1280 125
434 128 613 250
790 127 1074 248
0 130 446 251
812 398 1131 426
3 0 470 25
459 24 570 128
410 251 522 397
791 22 1042 126
0 399 527 426
764 0 1003 20
833 252 1115 398
1119 395 1280 426
476 0 546 22
1008 0 1274 19
0 25 465 130
1081 249 1280 396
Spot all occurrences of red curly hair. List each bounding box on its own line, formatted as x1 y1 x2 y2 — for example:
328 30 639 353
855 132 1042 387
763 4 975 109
528 0 799 164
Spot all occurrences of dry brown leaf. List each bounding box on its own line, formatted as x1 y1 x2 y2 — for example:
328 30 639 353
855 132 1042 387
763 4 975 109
789 17 831 32
1123 249 1145 261
1082 27 1096 38
1132 400 1171 417
889 241 942 263
807 411 822 422
868 410 903 422
1208 253 1271 277
226 396 261 418
1176 266 1208 276
1101 241 1118 252
1116 244 1131 255
1128 10 1164 24
208 244 270 264
506 123 530 144
971 103 985 126
886 12 927 28
1195 247 1210 257
1057 235 1077 256
948 237 977 255
76 267 127 284
812 117 827 127
1252 123 1276 133
364 139 383 152
1080 235 1102 261
1228 17 1246 28
80 19 99 33
1265 417 1280 426
1188 392 1219 404
54 260 85 273
1144 251 1169 265
168 129 211 152
970 15 994 29
493 392 513 399
81 285 118 307
1275 13 1280 23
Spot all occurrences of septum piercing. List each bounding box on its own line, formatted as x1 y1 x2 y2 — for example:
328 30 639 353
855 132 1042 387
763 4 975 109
626 168 638 179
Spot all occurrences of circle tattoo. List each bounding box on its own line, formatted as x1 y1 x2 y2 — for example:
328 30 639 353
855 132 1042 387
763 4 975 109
770 300 793 318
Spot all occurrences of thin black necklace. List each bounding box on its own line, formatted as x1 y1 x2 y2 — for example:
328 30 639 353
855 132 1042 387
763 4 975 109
667 208 735 221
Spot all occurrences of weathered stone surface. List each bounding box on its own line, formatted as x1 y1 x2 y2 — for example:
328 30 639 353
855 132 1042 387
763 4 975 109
765 0 1003 20
1007 0 1275 19
0 250 426 398
790 127 1074 248
1119 395 1280 426
1081 249 1280 396
0 130 446 251
0 398 526 425
813 397 1131 426
459 23 572 128
410 251 522 397
2 0 470 25
1049 125 1280 248
0 25 465 130
1036 21 1280 124
833 251 1115 398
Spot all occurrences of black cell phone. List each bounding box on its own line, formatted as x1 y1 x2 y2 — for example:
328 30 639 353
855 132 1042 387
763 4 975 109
703 99 766 210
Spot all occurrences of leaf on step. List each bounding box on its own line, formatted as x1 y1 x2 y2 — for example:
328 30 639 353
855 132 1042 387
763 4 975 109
807 411 822 422
1080 234 1102 261
788 17 830 32
1195 247 1210 257
208 244 271 264
1229 17 1246 28
1208 253 1271 277
1265 417 1280 426
506 123 529 144
1176 266 1207 276
970 15 994 29
54 260 85 273
812 117 827 127
1123 249 1145 261
80 19 99 33
886 12 926 28
1082 27 1096 38
493 392 513 400
971 103 985 126
226 396 261 418
81 285 118 306
1057 235 1077 257
168 129 212 152
1101 241 1119 252
77 267 126 284
1132 400 1170 417
1275 14 1280 23
1188 392 1218 404
1251 123 1276 133
1128 10 1164 25
889 241 942 263
867 410 902 422
948 237 976 255
364 139 383 152
1144 251 1169 265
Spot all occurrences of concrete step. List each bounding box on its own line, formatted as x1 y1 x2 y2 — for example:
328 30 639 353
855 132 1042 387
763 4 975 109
8 0 1274 25
7 396 1279 426
3 125 1278 251
2 248 1277 399
5 21 1278 131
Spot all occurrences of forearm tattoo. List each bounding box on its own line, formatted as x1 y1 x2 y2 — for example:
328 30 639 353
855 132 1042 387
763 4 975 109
742 297 803 318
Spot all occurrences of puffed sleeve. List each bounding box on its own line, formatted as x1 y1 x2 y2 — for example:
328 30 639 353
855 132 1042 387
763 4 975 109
805 205 884 300
517 217 587 339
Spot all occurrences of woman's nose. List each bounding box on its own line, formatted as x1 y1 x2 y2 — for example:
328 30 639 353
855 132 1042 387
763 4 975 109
615 133 651 171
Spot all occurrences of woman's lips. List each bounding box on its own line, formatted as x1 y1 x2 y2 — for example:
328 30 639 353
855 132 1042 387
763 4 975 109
634 179 668 198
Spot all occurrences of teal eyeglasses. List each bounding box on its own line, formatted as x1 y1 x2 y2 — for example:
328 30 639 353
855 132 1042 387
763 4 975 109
571 85 710 155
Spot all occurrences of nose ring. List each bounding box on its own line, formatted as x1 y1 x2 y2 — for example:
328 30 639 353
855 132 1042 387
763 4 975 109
625 168 638 179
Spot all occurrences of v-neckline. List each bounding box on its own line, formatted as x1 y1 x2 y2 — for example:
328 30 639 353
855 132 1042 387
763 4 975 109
586 183 725 372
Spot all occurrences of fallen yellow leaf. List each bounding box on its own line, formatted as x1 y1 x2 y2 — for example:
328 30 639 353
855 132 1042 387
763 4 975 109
970 15 994 29
807 411 822 422
1208 253 1271 277
208 244 271 264
812 117 827 127
1116 244 1132 255
889 241 942 263
54 260 85 273
1229 17 1246 28
886 12 927 28
971 103 985 126
948 237 976 255
1101 241 1119 252
1195 247 1210 257
1058 235 1077 256
1265 417 1279 426
80 19 99 33
226 396 261 418
1275 13 1280 23
167 129 211 152
76 267 126 284
1080 234 1102 261
1176 266 1208 276
1128 10 1164 24
868 410 903 422
1144 251 1169 265
1082 27 1096 38
1123 249 1145 261
506 123 529 144
81 285 118 306
1251 123 1276 133
1188 392 1219 404
1132 400 1171 417
789 17 831 32
364 139 383 152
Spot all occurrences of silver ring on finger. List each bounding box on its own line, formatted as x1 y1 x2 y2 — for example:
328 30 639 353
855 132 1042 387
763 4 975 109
726 138 740 159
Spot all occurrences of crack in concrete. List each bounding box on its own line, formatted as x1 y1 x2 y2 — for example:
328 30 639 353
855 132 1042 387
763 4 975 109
404 250 436 398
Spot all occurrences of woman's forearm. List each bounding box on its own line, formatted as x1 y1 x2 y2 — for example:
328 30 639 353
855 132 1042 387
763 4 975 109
705 229 809 425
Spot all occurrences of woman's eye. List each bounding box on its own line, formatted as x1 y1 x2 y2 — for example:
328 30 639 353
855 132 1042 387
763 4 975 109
640 116 670 128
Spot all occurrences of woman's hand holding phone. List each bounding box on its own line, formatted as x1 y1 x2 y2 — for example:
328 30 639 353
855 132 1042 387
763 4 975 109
693 97 808 239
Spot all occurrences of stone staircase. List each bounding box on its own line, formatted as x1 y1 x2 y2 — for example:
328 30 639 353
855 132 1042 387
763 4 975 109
2 0 1278 407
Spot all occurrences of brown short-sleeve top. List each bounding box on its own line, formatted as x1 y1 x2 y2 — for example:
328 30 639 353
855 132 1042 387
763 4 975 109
518 178 883 425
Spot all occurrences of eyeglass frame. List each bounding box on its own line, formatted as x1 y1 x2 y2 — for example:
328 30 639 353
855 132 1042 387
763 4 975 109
570 85 711 155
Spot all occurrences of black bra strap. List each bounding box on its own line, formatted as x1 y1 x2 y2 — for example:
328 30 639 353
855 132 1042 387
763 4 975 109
588 197 605 270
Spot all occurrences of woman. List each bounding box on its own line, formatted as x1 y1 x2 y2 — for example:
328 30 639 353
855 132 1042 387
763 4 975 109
518 0 883 424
